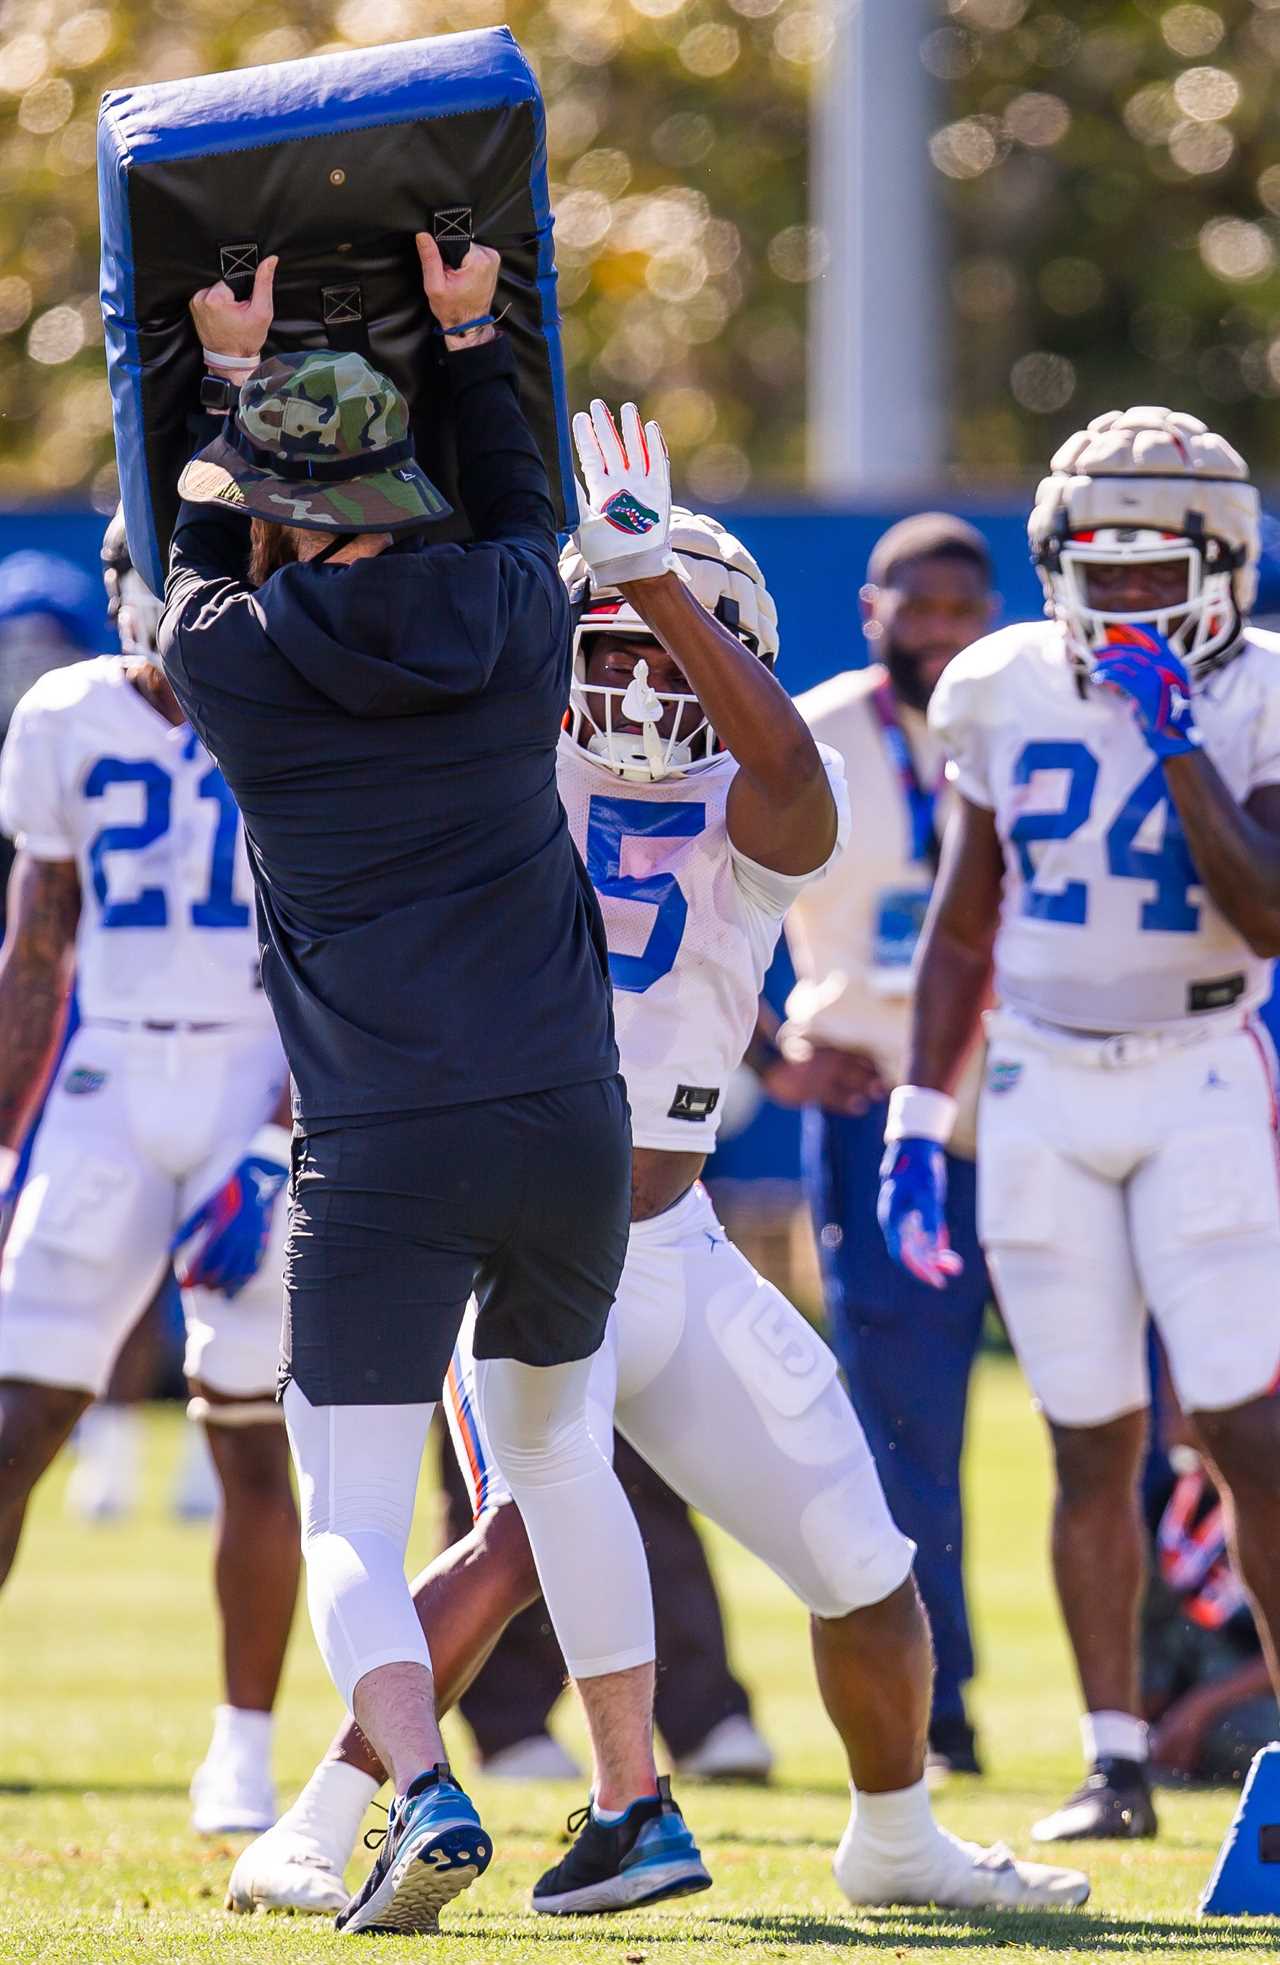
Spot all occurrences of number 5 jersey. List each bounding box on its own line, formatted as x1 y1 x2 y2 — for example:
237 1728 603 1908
554 731 850 1151
0 656 273 1029
930 620 1280 1033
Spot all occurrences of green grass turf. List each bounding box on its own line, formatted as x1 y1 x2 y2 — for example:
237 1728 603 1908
1 1352 1277 1962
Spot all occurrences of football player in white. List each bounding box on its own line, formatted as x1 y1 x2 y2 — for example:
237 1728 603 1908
228 404 1088 1920
879 406 1280 1844
0 512 299 1834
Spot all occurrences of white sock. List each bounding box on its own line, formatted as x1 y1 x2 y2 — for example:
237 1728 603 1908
1081 1711 1148 1767
592 1793 656 1826
846 1779 947 1865
283 1759 381 1863
209 1704 273 1770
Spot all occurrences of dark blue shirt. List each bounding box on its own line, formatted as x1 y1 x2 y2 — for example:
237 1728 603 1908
160 335 617 1124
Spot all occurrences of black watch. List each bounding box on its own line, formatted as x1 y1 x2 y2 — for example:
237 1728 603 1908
199 373 238 414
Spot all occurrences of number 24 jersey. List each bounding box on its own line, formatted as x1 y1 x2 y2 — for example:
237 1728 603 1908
555 733 850 1151
0 656 272 1027
930 621 1280 1034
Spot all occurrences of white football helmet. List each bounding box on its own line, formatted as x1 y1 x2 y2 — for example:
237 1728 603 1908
1028 406 1260 682
560 507 779 781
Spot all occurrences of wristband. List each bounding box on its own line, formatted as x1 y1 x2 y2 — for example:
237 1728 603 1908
0 1144 17 1190
884 1085 957 1146
202 346 260 373
436 312 496 338
249 1122 292 1166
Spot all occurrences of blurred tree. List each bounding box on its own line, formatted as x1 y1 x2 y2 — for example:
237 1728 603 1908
939 0 1280 482
4 0 1278 504
0 0 821 506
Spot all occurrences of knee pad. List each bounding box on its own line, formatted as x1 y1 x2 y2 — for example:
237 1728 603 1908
798 1464 916 1619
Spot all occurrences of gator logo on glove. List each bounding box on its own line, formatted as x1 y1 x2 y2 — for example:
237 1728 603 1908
601 488 661 536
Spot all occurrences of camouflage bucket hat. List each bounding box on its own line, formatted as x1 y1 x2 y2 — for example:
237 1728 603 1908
178 351 451 533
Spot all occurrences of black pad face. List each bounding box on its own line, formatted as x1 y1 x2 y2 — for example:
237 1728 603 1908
99 29 574 593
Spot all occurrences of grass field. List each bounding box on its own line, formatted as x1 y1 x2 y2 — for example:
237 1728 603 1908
2 1352 1278 1963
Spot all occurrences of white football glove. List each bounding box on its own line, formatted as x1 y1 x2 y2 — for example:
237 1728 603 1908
571 398 675 586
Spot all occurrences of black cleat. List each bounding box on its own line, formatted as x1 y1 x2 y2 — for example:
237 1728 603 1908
926 1715 983 1781
531 1774 712 1915
1032 1758 1158 1843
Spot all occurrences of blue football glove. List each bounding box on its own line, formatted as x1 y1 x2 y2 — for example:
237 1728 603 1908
877 1137 965 1291
174 1126 289 1298
1091 627 1199 759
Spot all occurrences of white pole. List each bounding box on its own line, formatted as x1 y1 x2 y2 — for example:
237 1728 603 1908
809 0 946 497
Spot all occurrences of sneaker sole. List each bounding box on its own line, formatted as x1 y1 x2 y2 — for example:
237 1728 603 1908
533 1859 713 1916
337 1824 492 1935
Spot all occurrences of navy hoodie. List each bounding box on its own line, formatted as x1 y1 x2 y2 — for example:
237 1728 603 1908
160 334 616 1125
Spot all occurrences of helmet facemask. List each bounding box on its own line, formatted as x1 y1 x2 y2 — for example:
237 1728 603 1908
1048 526 1242 682
569 606 715 782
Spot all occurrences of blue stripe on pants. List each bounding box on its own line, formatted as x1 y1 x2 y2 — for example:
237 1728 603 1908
803 1101 989 1726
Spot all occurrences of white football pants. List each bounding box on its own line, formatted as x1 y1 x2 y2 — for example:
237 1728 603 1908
446 1181 914 1621
978 1009 1280 1428
0 1020 286 1398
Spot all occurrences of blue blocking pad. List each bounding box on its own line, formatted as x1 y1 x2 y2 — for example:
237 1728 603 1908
1200 1744 1280 1917
98 27 576 594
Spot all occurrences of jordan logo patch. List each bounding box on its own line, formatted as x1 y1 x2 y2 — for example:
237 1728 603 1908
668 1084 720 1122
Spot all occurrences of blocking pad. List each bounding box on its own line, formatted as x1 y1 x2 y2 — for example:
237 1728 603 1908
98 27 574 594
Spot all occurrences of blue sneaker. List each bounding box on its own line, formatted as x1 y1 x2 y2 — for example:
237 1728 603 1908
335 1763 491 1935
531 1775 712 1915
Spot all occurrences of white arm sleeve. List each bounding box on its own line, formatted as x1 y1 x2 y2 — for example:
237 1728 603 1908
0 688 74 859
929 657 995 810
728 742 852 919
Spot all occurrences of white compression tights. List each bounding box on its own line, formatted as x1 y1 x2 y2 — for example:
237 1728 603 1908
284 1357 653 1709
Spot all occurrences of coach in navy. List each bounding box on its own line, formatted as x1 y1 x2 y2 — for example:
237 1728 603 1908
159 238 676 1933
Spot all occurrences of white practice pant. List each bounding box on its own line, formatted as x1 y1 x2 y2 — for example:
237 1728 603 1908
284 1352 654 1711
447 1182 914 1621
0 1020 286 1398
979 1009 1280 1428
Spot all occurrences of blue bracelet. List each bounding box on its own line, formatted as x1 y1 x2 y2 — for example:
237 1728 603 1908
435 312 496 337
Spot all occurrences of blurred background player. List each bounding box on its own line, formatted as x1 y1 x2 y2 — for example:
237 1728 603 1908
229 406 1087 1920
0 549 99 937
0 509 299 1834
435 1429 773 1784
767 515 998 1779
881 406 1280 1844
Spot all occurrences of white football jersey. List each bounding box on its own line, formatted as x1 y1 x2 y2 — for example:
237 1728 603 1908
556 733 850 1150
0 657 272 1027
931 621 1280 1033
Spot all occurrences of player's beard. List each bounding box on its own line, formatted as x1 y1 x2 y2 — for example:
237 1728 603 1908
884 635 938 714
248 519 301 587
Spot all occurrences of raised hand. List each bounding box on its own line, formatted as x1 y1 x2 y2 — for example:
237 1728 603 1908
571 398 674 587
415 232 501 338
189 255 278 368
1091 626 1199 759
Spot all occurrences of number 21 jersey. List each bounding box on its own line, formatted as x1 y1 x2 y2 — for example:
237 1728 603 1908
930 620 1280 1033
0 657 272 1027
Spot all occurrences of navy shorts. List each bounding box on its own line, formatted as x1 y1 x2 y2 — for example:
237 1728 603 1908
280 1076 631 1406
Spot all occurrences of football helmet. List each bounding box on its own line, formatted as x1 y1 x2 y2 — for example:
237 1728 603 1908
1028 406 1260 682
102 505 163 666
560 507 779 781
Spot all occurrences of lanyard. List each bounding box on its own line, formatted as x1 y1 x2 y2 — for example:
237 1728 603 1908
870 675 944 873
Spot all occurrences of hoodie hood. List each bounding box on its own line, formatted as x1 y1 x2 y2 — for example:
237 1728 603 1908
254 536 491 719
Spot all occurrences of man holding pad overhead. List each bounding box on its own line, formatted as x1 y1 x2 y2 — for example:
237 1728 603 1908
159 233 705 1935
